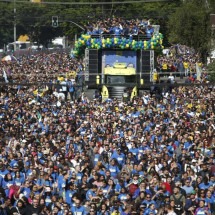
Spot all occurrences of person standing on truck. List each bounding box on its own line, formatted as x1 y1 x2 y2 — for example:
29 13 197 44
67 78 76 101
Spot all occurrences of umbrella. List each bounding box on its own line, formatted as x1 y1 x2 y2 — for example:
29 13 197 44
1 55 17 62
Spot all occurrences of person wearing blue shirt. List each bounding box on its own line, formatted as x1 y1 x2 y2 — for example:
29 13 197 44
19 180 31 198
93 151 101 166
144 203 157 215
100 180 111 198
108 159 120 179
111 148 125 169
118 187 128 202
57 171 69 196
133 182 152 199
205 190 215 212
132 24 139 35
129 142 139 159
65 183 77 206
0 163 9 179
13 172 25 187
115 179 126 194
2 173 14 197
142 194 156 208
110 22 122 36
44 188 54 206
199 177 212 190
195 200 211 215
85 185 97 201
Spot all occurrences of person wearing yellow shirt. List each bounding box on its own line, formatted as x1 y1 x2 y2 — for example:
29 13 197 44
183 60 189 77
197 61 203 68
162 61 168 77
162 62 168 71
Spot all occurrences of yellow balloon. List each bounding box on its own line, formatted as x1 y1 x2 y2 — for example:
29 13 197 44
126 44 129 48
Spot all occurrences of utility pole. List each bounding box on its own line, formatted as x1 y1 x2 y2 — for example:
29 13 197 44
14 0 16 52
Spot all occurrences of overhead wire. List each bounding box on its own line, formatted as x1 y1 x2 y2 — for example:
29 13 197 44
0 0 173 5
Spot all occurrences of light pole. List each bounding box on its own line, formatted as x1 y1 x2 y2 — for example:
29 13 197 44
60 20 85 42
14 0 16 52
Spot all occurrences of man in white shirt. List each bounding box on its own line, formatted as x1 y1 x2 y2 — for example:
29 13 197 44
61 79 68 100
168 73 175 83
53 89 65 100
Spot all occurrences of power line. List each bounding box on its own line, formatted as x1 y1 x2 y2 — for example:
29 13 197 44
0 0 172 5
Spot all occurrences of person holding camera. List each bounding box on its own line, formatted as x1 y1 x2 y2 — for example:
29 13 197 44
170 187 186 215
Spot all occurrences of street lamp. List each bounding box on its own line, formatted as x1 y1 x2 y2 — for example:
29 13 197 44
66 21 85 41
14 0 16 52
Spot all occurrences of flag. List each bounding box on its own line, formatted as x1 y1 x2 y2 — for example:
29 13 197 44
3 70 9 83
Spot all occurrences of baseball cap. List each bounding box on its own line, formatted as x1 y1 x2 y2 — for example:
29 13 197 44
140 203 147 208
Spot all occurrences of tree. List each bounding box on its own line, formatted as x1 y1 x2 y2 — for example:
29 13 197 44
167 0 212 60
0 2 14 48
207 59 215 81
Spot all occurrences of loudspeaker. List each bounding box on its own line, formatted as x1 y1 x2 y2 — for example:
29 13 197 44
85 49 101 87
141 50 151 82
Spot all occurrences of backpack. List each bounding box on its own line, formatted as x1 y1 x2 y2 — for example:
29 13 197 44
173 194 184 213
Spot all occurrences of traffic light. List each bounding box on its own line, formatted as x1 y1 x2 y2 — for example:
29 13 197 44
52 16 58 28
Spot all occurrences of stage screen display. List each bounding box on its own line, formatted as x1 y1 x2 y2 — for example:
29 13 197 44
102 50 137 73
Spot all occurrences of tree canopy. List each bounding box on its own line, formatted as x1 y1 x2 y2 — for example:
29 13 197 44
167 0 215 59
0 0 214 57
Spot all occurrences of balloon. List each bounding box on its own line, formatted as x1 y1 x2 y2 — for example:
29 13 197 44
73 33 164 57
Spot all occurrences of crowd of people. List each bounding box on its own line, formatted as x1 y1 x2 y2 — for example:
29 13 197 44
0 49 214 215
84 17 154 38
0 52 84 100
157 45 204 81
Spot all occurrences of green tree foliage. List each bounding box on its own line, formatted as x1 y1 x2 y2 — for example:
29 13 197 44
0 0 213 54
167 0 213 59
207 59 215 81
0 2 14 47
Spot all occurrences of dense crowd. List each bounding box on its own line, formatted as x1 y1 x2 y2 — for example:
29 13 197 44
0 54 214 215
84 17 154 38
157 45 204 80
0 53 83 83
0 52 84 101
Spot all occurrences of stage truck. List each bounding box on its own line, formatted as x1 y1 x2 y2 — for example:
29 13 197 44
84 34 160 101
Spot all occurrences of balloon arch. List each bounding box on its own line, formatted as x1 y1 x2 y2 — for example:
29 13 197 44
73 33 164 57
